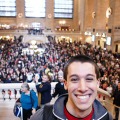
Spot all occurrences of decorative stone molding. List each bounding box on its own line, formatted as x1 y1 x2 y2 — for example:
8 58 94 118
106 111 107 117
106 7 112 18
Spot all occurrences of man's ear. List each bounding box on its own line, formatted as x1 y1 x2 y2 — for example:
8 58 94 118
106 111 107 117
64 80 68 90
97 80 99 88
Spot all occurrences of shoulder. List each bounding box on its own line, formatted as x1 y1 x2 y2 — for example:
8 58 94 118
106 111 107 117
93 99 112 119
30 105 54 120
45 82 51 86
108 112 113 120
30 107 44 120
30 90 36 95
21 92 25 96
56 82 62 86
55 82 59 86
30 89 35 93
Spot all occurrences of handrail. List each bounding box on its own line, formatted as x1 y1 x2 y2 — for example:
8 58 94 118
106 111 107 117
97 87 120 119
97 87 111 97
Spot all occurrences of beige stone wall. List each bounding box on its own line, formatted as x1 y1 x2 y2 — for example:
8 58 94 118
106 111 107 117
83 0 120 52
0 0 120 52
84 0 109 30
114 0 120 26
0 0 79 32
84 0 94 29
96 0 109 29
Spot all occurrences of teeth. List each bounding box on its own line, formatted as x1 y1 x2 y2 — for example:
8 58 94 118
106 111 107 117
77 95 89 99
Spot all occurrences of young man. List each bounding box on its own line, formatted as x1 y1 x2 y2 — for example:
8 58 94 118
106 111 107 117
30 55 112 120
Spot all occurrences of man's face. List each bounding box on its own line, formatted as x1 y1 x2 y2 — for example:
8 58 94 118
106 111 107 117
58 75 64 82
42 75 49 82
64 62 98 115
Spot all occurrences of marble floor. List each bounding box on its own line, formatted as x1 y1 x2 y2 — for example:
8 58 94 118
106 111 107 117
0 99 20 120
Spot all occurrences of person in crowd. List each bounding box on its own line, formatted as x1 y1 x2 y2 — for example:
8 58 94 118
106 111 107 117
26 70 33 83
112 81 120 120
52 74 58 82
58 67 63 77
19 68 27 82
20 82 38 120
34 74 52 108
100 81 109 91
5 74 12 83
52 74 67 98
106 83 113 95
2 89 5 100
14 89 17 99
30 55 112 120
8 89 11 100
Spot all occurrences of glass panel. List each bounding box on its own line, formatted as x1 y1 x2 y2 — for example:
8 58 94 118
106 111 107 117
0 0 16 16
25 0 46 17
54 0 73 18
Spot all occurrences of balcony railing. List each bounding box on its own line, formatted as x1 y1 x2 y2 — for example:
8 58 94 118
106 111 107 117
0 82 57 100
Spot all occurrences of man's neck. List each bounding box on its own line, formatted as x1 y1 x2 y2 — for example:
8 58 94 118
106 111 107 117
66 101 92 118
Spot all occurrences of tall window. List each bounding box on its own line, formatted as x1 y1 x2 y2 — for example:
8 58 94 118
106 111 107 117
54 0 73 18
25 0 46 17
0 0 16 17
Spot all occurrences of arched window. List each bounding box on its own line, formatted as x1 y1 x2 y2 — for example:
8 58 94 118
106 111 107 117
0 0 16 17
54 0 73 18
25 0 46 17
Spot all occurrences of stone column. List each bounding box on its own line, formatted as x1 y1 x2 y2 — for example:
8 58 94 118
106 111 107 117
45 0 54 31
107 0 115 51
78 0 86 33
92 0 97 32
16 0 25 26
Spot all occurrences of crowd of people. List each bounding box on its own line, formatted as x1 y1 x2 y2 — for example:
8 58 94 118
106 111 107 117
0 35 120 119
0 35 120 91
0 36 120 86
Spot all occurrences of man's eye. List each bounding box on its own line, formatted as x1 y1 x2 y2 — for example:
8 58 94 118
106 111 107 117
71 78 78 82
86 78 94 81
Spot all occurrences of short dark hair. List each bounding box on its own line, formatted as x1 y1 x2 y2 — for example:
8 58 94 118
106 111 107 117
63 55 100 80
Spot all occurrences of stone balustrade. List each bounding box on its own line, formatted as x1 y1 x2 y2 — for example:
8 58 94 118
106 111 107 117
97 87 120 119
0 82 57 100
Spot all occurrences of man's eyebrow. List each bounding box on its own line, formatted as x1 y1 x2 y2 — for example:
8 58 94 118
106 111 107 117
69 74 96 78
86 74 95 77
69 74 78 78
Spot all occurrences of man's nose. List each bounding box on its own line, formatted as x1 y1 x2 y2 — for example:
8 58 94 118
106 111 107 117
78 79 87 92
